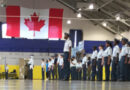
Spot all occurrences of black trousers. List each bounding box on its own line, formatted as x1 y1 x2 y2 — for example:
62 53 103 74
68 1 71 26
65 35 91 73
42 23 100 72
83 64 87 80
70 67 76 80
5 71 8 79
63 52 70 80
29 69 33 80
42 68 44 80
97 59 103 81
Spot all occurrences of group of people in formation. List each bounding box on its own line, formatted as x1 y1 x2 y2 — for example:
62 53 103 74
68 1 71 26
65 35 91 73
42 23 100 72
40 37 130 81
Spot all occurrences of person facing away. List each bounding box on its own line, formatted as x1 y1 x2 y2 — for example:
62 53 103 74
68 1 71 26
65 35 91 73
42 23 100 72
63 33 72 81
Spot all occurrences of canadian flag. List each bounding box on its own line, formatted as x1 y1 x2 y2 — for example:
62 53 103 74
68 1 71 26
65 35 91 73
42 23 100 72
6 6 63 39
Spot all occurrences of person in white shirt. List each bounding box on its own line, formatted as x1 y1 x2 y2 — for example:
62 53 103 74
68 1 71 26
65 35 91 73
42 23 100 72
103 40 112 81
82 54 87 80
76 60 82 80
57 54 64 80
5 64 9 79
127 41 130 81
28 55 34 80
50 56 55 80
41 59 45 80
97 45 104 81
70 57 77 80
91 46 98 81
63 33 72 81
111 39 120 81
119 38 129 81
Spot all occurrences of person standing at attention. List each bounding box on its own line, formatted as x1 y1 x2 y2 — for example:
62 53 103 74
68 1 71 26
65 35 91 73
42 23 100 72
63 33 72 81
41 59 45 80
91 46 98 81
111 39 120 81
97 45 104 81
103 41 112 81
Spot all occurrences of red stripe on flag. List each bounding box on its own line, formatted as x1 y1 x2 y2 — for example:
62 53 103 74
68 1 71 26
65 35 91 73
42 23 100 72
6 6 20 37
48 8 63 39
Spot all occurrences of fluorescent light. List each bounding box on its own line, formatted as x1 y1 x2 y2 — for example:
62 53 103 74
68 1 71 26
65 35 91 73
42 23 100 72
77 13 82 18
115 14 121 21
88 4 94 10
102 22 107 27
67 20 71 24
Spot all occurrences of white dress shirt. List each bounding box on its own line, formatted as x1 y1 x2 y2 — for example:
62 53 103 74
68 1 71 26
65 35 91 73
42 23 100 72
119 52 122 61
103 47 112 57
128 47 130 58
82 56 87 65
76 63 82 69
5 66 9 72
120 44 128 57
41 62 45 69
48 61 52 68
97 49 104 59
28 57 34 69
91 50 98 59
63 39 72 52
57 57 64 66
112 45 120 57
70 59 77 67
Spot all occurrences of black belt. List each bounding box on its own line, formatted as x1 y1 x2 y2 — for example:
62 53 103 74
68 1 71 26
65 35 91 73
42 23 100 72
98 58 102 60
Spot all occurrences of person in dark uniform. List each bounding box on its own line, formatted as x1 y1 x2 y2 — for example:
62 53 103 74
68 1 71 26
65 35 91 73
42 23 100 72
28 55 34 80
63 33 72 81
82 54 87 80
5 64 9 80
103 40 112 81
119 38 129 81
87 57 91 80
128 42 130 81
41 59 45 80
97 45 104 81
91 46 98 81
111 39 120 81
54 54 58 80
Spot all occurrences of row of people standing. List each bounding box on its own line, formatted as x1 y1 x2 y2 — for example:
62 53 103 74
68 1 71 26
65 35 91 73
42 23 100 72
91 38 130 81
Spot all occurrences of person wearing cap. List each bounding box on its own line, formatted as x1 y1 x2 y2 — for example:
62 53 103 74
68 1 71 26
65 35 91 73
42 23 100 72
127 42 130 81
91 46 98 81
111 39 120 81
103 40 112 81
70 57 77 80
119 38 129 81
97 45 104 81
28 55 34 80
57 54 64 80
82 54 87 80
63 33 72 81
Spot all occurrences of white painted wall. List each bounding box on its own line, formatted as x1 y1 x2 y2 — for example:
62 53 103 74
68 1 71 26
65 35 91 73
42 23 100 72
115 31 130 40
0 0 116 65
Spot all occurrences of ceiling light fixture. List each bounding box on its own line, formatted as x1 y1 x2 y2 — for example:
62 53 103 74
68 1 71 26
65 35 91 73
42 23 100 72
88 3 94 10
77 13 82 18
102 21 107 27
67 20 71 24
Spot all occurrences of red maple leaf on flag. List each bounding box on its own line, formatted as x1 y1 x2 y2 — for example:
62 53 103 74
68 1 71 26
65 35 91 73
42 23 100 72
24 12 45 36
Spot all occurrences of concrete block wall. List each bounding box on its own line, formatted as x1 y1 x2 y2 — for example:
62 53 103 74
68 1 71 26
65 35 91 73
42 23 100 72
0 52 56 65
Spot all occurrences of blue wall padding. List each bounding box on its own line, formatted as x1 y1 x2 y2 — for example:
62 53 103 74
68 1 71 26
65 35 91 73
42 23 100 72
0 39 122 53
